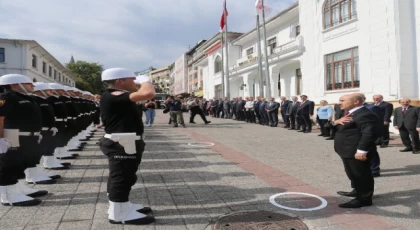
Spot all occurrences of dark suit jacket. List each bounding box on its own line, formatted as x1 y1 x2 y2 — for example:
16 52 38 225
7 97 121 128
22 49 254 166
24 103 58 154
297 100 315 115
334 107 378 158
259 101 267 112
287 101 300 115
334 104 344 120
364 103 383 136
266 102 280 113
280 100 291 113
393 106 420 130
376 101 393 122
254 100 262 112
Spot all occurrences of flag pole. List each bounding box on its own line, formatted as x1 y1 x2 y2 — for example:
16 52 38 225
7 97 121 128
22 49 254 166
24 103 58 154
256 8 264 97
224 2 230 100
220 31 225 99
261 0 271 98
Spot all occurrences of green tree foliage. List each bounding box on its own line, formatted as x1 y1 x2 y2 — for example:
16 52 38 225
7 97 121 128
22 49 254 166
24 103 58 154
66 61 104 94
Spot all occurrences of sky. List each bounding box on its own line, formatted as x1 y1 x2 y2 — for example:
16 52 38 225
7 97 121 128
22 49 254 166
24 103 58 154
0 0 297 72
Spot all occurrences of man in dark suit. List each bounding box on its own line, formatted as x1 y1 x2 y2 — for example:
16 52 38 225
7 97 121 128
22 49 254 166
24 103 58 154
223 97 230 119
211 98 218 117
259 98 268 125
217 98 224 118
236 97 246 121
296 95 315 133
333 93 377 208
393 98 420 154
280 96 291 128
287 96 300 130
230 98 237 119
254 96 262 124
266 98 280 127
373 94 393 148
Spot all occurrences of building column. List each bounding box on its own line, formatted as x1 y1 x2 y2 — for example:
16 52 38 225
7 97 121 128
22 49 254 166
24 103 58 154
269 64 279 99
242 73 255 98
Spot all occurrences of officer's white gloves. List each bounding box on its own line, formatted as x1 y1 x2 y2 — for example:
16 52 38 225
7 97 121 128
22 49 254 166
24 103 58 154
51 127 58 136
136 75 152 84
0 138 11 154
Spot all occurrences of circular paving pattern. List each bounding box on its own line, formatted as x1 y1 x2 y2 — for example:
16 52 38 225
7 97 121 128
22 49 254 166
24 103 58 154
187 142 215 147
269 192 328 212
211 211 308 230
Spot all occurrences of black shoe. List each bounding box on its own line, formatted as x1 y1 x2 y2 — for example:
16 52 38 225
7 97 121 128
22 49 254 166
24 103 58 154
400 147 413 152
303 130 311 133
205 121 211 124
283 126 290 128
372 172 380 177
297 130 305 132
27 179 57 185
109 216 155 225
189 121 196 124
288 127 296 130
27 190 48 198
338 199 372 208
137 207 152 214
318 134 324 136
2 199 42 207
412 150 420 154
337 189 357 197
380 144 388 148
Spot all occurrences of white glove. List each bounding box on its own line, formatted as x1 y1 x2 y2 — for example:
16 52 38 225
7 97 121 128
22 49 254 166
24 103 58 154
135 75 152 84
0 138 11 154
38 134 43 144
51 127 58 136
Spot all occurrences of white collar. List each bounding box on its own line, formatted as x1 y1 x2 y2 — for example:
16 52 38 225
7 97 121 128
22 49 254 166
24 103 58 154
348 105 364 114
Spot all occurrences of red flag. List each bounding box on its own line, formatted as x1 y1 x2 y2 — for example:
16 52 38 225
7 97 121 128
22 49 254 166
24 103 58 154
220 0 228 31
255 0 272 15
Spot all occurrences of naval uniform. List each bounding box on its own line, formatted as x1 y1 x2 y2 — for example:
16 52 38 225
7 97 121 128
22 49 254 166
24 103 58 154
0 91 42 185
47 95 68 149
31 95 57 159
99 88 145 202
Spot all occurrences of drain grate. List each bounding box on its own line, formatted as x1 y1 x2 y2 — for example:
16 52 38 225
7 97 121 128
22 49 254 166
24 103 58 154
211 211 308 230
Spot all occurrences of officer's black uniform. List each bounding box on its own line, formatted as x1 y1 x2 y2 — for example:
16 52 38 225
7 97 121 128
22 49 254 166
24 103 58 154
31 95 58 162
46 95 69 150
0 90 42 185
99 88 145 202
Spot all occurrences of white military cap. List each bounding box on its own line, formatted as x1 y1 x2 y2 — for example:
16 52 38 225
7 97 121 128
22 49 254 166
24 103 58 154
63 86 74 91
33 82 53 91
102 68 136 81
0 74 33 86
48 83 65 90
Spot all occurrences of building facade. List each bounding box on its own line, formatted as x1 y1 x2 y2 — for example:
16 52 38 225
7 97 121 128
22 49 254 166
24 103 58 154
186 40 207 96
0 38 76 86
173 54 188 95
150 66 170 94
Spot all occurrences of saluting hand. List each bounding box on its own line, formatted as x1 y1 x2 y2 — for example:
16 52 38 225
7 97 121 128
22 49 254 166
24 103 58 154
334 116 352 125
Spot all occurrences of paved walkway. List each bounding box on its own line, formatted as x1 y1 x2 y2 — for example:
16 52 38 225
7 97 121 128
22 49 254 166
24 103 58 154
0 112 418 229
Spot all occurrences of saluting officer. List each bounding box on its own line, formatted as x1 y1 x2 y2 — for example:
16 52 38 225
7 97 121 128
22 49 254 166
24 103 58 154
0 74 47 206
99 68 155 225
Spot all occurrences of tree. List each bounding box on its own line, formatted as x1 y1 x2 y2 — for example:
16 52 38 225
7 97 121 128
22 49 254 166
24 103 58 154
66 61 104 94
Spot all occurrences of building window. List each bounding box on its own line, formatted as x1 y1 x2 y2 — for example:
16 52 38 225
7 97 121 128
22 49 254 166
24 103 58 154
295 25 300 36
32 54 37 68
54 69 57 80
58 73 61 82
194 73 198 79
49 66 52 77
0 48 5 63
42 62 46 74
325 47 359 91
268 38 276 55
278 73 281 96
296 69 302 95
214 56 222 73
323 0 356 29
246 47 254 56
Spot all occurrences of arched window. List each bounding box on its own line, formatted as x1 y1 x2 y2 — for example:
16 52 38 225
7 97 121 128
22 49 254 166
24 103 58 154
214 56 222 73
323 0 356 29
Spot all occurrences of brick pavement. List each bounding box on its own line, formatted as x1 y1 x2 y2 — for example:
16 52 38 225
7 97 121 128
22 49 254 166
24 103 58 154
0 112 417 229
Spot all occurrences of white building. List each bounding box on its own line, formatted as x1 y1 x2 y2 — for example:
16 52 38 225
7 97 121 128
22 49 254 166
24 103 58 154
0 38 76 86
199 0 420 105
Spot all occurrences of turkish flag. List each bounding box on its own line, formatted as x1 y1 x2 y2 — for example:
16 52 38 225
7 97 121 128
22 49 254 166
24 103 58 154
220 0 228 31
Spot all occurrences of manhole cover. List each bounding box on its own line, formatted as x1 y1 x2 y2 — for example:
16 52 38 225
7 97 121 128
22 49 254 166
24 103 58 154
211 211 308 230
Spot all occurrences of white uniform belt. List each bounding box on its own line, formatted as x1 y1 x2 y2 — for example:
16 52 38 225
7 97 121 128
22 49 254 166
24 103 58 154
104 134 142 140
20 132 40 136
55 118 66 121
41 127 49 131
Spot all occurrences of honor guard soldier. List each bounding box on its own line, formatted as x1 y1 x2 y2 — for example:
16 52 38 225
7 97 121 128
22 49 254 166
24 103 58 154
31 83 62 179
48 83 79 159
0 74 48 206
100 68 155 225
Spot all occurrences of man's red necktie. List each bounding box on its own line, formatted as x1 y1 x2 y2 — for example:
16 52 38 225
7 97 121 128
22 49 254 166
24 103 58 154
403 107 407 115
344 111 350 116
